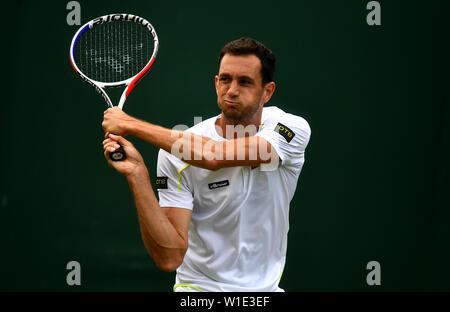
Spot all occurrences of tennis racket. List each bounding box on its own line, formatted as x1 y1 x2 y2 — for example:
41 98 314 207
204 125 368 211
69 13 159 161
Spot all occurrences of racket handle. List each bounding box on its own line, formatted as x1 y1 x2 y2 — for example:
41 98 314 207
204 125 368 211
109 144 126 161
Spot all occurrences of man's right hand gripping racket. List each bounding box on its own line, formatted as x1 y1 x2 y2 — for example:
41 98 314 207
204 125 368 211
69 14 159 161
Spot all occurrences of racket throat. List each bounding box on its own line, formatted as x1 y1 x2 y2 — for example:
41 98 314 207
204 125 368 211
97 87 114 108
118 90 128 109
101 86 126 108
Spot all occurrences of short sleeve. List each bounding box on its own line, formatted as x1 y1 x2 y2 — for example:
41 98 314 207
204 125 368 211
156 149 194 210
256 113 311 168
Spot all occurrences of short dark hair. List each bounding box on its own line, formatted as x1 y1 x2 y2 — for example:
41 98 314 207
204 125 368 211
218 37 276 85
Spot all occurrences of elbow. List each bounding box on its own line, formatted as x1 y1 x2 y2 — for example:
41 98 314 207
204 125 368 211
151 246 187 272
155 258 183 272
141 237 188 272
158 263 178 273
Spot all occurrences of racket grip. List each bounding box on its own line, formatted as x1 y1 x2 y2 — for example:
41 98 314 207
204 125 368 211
109 144 126 161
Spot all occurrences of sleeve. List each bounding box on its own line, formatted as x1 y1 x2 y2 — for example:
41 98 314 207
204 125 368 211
255 113 311 168
156 149 194 210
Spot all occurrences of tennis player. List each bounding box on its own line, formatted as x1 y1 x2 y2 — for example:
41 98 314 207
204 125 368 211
102 38 311 292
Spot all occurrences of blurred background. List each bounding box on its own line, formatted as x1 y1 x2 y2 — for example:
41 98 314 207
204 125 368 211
1 0 449 291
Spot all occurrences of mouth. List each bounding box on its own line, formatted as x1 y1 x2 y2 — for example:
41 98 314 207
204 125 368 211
224 100 239 107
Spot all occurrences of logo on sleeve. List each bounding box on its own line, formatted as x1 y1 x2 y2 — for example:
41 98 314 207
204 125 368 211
208 180 230 190
274 123 295 143
155 177 168 189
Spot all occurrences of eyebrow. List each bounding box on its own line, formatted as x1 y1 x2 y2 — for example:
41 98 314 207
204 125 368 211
219 73 255 82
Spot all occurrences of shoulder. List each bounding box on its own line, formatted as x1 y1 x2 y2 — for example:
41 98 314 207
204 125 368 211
157 148 188 171
262 106 311 136
258 106 311 168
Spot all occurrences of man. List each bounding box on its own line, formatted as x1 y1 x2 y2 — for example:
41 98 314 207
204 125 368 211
102 38 311 292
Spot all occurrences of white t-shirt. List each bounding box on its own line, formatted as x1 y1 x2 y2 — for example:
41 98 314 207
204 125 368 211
156 106 311 292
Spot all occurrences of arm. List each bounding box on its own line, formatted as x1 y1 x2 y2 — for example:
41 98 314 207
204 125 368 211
103 134 191 272
102 108 278 170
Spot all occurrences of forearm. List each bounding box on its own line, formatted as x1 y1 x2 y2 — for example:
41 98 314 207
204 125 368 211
127 119 177 154
127 119 222 169
127 119 275 170
126 167 187 271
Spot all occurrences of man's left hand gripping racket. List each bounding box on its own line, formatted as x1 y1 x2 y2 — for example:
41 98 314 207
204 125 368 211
69 13 159 161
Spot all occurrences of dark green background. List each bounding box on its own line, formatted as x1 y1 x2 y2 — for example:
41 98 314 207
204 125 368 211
1 0 449 291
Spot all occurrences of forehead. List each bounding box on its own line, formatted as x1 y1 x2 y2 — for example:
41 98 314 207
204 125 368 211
219 54 261 79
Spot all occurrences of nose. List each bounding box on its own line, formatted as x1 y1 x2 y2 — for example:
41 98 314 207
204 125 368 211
226 80 239 97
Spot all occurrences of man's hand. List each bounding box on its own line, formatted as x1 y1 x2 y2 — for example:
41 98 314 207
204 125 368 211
102 107 137 136
103 132 146 177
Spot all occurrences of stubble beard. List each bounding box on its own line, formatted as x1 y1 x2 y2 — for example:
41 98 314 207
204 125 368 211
218 96 263 127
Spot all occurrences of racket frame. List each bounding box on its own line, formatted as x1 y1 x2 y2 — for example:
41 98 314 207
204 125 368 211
69 13 159 109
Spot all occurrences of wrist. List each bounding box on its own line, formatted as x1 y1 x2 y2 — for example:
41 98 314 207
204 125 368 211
125 164 150 184
124 116 140 136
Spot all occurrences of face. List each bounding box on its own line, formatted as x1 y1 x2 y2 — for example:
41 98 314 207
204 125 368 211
215 54 275 124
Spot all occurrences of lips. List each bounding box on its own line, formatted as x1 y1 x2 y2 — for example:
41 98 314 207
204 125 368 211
224 100 239 107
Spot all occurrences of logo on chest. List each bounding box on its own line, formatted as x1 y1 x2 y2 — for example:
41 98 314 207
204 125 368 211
208 180 230 190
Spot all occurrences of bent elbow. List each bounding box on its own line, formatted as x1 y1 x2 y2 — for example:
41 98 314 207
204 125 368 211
153 248 187 273
156 259 183 272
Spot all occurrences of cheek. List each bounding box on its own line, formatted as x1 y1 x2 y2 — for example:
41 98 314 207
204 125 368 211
247 89 262 102
217 85 228 96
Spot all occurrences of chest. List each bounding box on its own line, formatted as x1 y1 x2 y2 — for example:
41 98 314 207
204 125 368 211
188 166 271 217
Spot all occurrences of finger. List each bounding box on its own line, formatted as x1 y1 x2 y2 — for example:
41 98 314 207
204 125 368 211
108 133 129 146
103 141 120 151
102 140 113 150
103 143 113 153
104 147 115 164
103 144 113 155
104 132 110 138
102 138 112 145
103 138 119 146
103 146 116 155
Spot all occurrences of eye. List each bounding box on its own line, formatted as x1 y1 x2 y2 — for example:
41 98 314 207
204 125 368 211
219 77 231 82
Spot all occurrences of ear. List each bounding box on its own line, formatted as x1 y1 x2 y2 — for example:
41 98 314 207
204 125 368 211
262 82 276 104
214 75 219 96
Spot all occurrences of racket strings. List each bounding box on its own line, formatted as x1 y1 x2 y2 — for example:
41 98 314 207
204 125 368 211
74 20 154 84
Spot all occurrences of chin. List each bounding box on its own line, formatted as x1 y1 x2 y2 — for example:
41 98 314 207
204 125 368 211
222 107 242 121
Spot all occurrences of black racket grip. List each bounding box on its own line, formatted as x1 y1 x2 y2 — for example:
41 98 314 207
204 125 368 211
109 144 126 161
